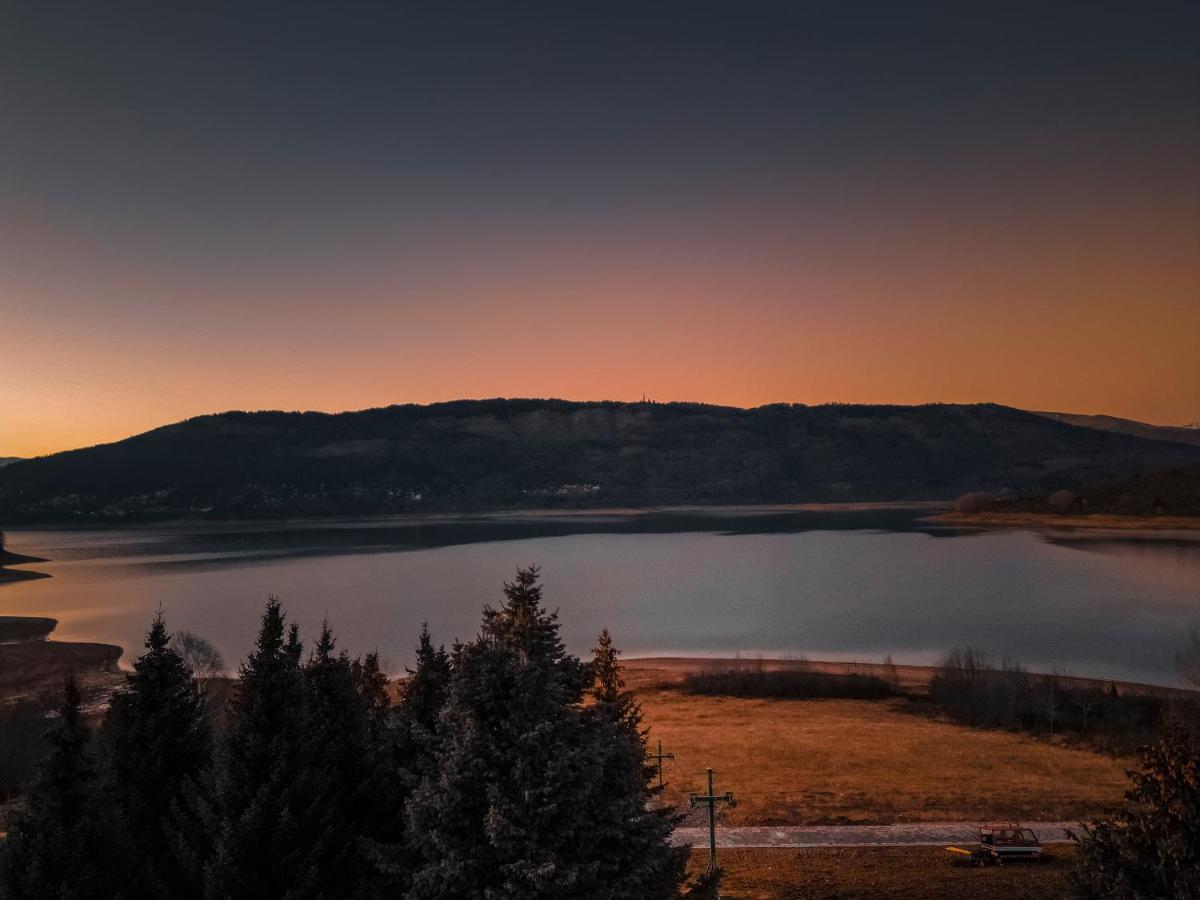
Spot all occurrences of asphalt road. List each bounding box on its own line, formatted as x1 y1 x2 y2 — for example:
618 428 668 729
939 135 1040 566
671 821 1079 848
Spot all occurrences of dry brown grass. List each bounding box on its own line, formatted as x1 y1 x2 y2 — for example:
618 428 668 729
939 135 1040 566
689 846 1076 900
629 667 1130 825
0 640 123 705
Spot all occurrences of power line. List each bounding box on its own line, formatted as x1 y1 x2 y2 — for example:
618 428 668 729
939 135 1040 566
648 738 675 793
689 768 735 874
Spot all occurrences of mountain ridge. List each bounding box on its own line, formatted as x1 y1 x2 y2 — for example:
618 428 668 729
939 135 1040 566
1031 411 1200 447
3 399 1199 522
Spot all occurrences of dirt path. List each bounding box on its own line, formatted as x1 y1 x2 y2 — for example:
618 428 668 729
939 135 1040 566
671 821 1078 848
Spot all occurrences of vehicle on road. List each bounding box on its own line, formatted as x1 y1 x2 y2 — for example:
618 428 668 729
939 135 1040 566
946 823 1045 866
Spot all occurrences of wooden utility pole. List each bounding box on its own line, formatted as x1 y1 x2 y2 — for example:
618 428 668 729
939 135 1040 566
648 738 674 793
689 767 735 873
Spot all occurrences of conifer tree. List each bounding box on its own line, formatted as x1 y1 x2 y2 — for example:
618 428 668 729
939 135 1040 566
1072 720 1200 898
298 619 383 896
408 567 632 899
102 610 211 897
0 677 118 899
584 629 688 899
351 650 391 742
202 598 330 899
399 624 452 760
363 624 451 891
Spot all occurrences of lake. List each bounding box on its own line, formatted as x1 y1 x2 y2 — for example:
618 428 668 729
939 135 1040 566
2 506 1198 686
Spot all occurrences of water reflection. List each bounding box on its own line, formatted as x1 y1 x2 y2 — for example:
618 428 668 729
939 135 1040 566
2 507 1197 689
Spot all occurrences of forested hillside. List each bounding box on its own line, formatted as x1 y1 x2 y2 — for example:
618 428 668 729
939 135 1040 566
2 400 1198 522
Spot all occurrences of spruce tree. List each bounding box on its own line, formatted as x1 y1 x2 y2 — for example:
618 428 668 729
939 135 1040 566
351 650 392 743
399 624 451 761
298 620 382 896
584 629 688 899
1072 720 1200 898
407 567 616 899
363 625 451 892
102 610 211 897
0 677 118 899
202 598 329 899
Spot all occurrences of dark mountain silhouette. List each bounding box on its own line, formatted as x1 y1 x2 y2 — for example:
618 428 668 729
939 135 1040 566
0 458 23 467
1032 411 1200 448
2 400 1199 522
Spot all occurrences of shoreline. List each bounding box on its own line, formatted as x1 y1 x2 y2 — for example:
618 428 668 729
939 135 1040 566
0 500 949 532
923 511 1200 532
0 549 49 565
622 656 1196 697
0 568 51 584
0 549 52 585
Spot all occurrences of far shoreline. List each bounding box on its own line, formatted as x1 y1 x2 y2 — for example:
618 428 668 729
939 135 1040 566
1 500 949 532
923 511 1200 532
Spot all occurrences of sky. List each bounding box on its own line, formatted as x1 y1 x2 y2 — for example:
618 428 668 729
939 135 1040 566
2 1 1197 458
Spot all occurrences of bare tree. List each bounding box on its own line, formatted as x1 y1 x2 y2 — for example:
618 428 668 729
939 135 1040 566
1034 671 1064 735
1047 489 1076 513
882 655 900 690
954 492 994 513
173 630 225 694
1077 688 1101 734
1177 619 1200 690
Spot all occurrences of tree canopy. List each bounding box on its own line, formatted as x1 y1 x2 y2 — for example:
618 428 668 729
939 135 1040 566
0 567 693 899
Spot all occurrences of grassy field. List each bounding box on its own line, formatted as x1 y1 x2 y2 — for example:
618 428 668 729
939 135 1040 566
687 846 1076 899
628 666 1130 825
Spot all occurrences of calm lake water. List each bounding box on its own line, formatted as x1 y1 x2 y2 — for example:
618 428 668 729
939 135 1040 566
3 507 1198 686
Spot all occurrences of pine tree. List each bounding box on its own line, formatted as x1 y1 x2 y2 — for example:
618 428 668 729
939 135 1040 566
584 629 688 899
202 597 329 899
298 619 382 896
362 624 451 892
0 677 118 899
399 624 451 759
1072 721 1200 898
351 650 391 742
408 567 630 899
102 610 211 897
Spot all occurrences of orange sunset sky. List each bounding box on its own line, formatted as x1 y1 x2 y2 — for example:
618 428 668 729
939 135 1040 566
1 2 1197 458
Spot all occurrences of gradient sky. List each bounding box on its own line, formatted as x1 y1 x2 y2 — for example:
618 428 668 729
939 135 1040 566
2 1 1197 457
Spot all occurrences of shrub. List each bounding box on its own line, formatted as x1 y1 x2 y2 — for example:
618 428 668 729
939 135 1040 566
954 492 995 513
679 661 893 700
929 647 1185 752
0 700 53 799
1048 489 1076 512
1071 722 1200 898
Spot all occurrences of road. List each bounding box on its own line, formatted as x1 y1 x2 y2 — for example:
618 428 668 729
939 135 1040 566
671 821 1080 849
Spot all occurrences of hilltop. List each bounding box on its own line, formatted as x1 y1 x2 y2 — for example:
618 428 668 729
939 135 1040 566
2 400 1198 522
1033 411 1200 447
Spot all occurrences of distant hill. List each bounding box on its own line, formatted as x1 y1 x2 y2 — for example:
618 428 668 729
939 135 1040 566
1032 411 1200 447
0 458 23 467
2 400 1199 523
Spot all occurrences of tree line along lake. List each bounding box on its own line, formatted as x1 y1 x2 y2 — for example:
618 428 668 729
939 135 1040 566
2 505 1197 687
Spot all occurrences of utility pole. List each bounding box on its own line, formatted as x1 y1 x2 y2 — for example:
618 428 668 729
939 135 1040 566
648 738 674 793
689 767 735 873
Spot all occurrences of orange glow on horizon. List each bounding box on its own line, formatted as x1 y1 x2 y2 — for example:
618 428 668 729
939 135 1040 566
2 180 1197 458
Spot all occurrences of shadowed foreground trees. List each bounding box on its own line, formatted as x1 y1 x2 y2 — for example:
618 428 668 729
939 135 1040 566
103 610 211 895
0 567 690 899
406 571 685 899
0 676 118 899
1072 721 1200 899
